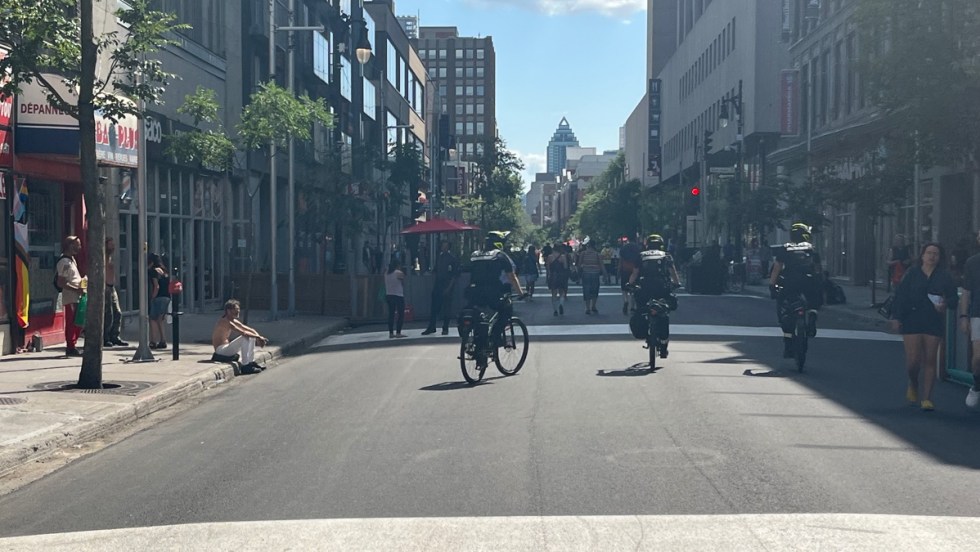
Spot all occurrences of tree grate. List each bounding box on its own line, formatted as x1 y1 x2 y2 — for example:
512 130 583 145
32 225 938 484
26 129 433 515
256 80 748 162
0 397 27 406
27 381 160 396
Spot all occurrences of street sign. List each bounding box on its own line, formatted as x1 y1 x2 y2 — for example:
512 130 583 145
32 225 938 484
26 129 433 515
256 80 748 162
710 167 735 175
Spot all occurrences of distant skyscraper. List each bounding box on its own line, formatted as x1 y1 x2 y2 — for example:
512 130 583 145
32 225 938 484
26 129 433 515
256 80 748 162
547 117 579 174
414 26 496 168
397 15 418 39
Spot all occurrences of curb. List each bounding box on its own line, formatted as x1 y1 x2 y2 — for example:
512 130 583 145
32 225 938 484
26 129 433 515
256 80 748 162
0 318 350 477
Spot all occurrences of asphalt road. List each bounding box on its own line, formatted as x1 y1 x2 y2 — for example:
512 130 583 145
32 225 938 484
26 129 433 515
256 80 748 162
1 287 979 539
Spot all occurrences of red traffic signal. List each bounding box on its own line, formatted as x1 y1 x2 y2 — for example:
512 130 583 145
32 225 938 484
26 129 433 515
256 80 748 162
690 186 701 196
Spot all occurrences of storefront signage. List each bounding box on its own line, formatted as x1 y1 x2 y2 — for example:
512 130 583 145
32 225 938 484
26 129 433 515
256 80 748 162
0 47 12 127
95 106 139 167
15 75 139 167
647 78 662 182
780 70 800 136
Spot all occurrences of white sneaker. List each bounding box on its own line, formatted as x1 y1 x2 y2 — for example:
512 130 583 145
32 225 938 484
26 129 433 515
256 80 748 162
966 387 980 409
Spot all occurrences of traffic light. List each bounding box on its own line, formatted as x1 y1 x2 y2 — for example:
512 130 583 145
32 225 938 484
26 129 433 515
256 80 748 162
703 130 713 156
686 183 702 216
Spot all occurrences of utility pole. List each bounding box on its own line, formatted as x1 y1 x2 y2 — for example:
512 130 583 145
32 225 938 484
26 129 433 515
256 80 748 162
268 0 279 320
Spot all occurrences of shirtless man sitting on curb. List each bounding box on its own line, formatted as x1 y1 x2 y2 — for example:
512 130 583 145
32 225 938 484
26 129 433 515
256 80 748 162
212 299 268 374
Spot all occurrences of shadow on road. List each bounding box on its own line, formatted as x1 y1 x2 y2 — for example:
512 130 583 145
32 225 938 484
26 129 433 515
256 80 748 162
419 375 508 391
596 363 661 377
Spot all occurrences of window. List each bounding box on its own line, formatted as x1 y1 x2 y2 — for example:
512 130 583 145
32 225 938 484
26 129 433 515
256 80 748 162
476 48 485 60
439 67 447 78
456 104 464 115
455 85 463 95
466 103 474 115
731 18 736 50
313 32 330 84
466 122 474 135
476 85 484 96
465 49 474 59
476 122 484 134
455 67 463 78
476 67 484 78
439 49 447 59
466 67 474 78
466 85 473 96
387 41 397 85
341 56 352 100
455 48 463 58
456 122 464 135
833 42 842 120
476 102 484 115
363 78 376 120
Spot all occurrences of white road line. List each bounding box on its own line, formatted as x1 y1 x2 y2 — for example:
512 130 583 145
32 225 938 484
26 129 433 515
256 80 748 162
313 324 900 348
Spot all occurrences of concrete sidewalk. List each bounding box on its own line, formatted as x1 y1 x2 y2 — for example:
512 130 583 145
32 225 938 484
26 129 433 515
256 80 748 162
742 279 889 329
0 311 349 477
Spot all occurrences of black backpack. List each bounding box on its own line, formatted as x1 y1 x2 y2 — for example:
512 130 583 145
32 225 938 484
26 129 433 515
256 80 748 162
52 255 69 292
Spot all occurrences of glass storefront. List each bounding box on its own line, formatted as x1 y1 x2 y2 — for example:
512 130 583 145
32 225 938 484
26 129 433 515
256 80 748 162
118 166 235 313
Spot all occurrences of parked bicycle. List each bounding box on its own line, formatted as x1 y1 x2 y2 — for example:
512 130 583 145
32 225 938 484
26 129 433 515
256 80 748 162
457 294 529 384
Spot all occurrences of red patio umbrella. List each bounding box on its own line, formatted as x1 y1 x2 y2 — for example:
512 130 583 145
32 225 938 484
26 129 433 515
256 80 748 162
400 217 480 235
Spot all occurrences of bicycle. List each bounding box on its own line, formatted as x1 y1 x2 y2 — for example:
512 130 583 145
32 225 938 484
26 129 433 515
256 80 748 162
776 287 810 372
627 282 678 371
457 294 529 384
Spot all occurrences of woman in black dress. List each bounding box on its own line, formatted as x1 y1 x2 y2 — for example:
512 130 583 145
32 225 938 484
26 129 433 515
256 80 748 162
888 243 958 411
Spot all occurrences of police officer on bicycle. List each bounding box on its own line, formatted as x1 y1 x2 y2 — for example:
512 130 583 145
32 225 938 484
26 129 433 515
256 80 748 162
769 223 823 358
465 231 525 337
628 234 681 356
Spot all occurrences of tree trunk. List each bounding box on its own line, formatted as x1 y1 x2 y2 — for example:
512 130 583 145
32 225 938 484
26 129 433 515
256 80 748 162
76 0 106 389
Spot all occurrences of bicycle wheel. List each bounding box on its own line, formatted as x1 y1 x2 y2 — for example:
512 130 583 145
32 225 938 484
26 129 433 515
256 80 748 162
647 336 657 370
459 335 486 384
494 317 529 375
794 319 808 372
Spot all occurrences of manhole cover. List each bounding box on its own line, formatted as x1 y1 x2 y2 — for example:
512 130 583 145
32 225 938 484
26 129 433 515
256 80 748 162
0 397 26 406
27 381 160 396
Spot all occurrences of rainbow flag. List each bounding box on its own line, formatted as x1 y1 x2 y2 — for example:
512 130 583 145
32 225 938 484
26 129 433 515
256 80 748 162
12 177 28 328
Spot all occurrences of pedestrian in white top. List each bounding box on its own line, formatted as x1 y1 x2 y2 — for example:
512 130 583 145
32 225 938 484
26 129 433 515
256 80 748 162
385 258 407 338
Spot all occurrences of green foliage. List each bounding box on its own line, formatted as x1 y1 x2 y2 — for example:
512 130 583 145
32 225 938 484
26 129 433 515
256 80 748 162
856 0 980 167
566 152 641 244
238 81 333 150
0 0 185 121
386 142 426 210
166 87 236 171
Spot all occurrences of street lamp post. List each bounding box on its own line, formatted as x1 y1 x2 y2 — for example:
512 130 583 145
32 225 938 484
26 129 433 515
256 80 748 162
719 79 744 259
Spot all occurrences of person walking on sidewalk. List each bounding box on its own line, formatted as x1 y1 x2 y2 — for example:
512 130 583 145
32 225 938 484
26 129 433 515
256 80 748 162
422 240 459 336
521 245 540 301
103 238 128 348
545 242 570 316
887 234 912 293
619 235 642 315
56 235 85 357
577 240 603 314
148 253 171 349
385 258 407 338
958 230 980 408
888 242 958 412
212 299 268 373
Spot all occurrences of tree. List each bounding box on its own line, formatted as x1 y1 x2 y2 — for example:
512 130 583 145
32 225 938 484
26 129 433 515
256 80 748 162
856 0 980 170
0 0 183 388
165 86 236 171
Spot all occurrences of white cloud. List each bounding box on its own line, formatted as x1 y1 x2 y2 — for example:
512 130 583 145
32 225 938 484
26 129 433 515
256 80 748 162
463 0 645 18
513 150 547 194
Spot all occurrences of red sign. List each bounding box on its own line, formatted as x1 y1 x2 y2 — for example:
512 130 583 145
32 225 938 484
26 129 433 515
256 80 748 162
780 70 800 136
0 127 11 168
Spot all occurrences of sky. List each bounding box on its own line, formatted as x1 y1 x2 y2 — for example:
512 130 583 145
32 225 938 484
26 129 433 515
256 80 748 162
391 0 648 191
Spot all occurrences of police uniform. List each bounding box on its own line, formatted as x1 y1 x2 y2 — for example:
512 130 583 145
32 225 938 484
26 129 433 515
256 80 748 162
636 249 675 305
466 249 516 320
771 242 822 331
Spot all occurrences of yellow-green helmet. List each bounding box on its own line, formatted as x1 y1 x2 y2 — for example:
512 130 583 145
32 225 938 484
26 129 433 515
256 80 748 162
790 223 812 243
485 230 510 251
646 234 665 251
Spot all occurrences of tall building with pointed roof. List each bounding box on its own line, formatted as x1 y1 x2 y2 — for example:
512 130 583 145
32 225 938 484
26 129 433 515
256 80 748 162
546 117 580 174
